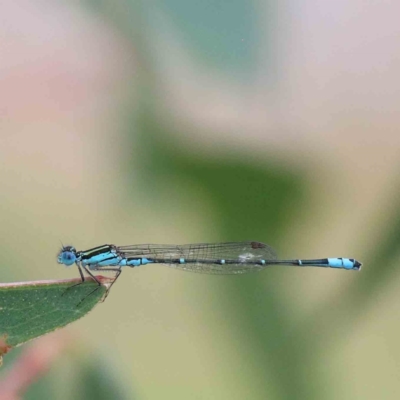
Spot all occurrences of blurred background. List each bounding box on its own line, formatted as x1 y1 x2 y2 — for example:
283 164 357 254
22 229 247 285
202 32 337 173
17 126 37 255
1 0 400 399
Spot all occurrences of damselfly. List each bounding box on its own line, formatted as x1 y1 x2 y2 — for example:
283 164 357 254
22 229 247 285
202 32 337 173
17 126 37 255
57 241 361 303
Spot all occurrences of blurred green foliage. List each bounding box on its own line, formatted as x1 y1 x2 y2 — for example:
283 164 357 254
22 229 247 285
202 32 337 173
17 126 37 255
135 112 304 241
151 0 259 70
2 347 133 400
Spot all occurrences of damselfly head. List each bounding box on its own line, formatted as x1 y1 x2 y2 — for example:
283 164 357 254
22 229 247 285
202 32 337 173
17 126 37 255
57 246 77 266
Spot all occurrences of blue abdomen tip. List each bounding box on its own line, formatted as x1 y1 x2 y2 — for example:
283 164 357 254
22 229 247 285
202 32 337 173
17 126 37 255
327 258 361 270
342 258 355 269
327 258 343 268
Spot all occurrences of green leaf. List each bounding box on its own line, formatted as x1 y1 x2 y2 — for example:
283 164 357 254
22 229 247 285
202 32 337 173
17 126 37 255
0 277 112 363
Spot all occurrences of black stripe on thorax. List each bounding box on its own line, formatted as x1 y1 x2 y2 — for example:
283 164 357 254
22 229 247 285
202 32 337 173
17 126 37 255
80 245 114 260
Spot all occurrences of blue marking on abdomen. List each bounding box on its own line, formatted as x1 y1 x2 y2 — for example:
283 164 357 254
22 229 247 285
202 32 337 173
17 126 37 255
124 259 141 266
342 258 355 269
122 258 154 266
330 258 355 269
328 258 343 268
328 258 355 269
179 258 185 264
219 259 225 265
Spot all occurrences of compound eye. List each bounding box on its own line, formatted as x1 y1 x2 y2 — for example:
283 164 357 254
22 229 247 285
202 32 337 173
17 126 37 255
59 250 76 266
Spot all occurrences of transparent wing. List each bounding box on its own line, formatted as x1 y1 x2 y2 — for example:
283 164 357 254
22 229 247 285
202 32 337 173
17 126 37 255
117 241 278 274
